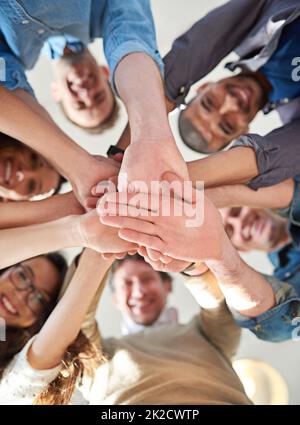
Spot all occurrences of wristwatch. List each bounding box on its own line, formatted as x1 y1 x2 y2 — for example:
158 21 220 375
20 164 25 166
106 145 125 158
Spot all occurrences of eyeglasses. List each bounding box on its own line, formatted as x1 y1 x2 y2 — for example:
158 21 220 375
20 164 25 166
9 265 49 316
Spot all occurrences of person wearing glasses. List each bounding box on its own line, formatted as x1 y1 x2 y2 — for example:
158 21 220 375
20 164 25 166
0 253 67 380
0 248 252 405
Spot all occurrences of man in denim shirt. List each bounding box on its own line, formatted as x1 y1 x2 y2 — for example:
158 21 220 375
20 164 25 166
0 1 188 209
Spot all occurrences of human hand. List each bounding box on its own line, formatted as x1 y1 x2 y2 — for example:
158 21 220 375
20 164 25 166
98 172 226 263
76 209 138 254
71 155 121 210
118 139 189 192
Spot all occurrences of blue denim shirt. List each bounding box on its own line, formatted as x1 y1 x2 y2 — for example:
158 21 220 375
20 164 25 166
0 0 163 96
231 176 300 342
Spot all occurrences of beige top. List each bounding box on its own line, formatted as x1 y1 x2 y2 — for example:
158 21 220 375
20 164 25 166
1 260 251 405
89 308 251 405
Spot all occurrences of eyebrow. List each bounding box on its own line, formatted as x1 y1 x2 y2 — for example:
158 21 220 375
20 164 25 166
23 264 35 279
200 97 212 113
23 265 51 298
219 121 235 136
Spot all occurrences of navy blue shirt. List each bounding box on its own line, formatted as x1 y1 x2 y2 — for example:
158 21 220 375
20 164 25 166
260 17 300 103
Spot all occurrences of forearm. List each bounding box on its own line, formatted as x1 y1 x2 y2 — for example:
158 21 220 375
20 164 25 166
206 233 276 317
0 215 82 269
29 249 113 369
188 147 258 189
115 53 173 142
0 193 84 229
206 179 294 209
0 87 94 180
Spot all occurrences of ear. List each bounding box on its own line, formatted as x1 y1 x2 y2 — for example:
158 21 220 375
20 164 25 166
196 82 212 94
51 82 62 102
100 65 110 80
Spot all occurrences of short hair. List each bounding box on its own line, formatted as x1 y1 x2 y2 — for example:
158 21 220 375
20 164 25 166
109 254 172 292
59 88 120 134
178 108 228 154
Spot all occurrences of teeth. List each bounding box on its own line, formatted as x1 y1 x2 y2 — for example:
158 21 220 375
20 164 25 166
2 295 17 315
5 160 12 184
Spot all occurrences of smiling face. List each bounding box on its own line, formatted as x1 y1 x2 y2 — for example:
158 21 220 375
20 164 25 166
51 48 115 129
112 259 172 326
179 74 265 153
221 207 288 252
0 138 61 201
0 257 61 328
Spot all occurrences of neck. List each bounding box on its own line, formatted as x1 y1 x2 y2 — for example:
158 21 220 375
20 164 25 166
252 71 273 106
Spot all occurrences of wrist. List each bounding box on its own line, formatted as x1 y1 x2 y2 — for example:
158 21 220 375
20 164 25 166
206 233 242 280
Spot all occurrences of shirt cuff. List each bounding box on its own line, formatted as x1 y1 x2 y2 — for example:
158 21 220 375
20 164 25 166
108 40 164 95
229 274 299 327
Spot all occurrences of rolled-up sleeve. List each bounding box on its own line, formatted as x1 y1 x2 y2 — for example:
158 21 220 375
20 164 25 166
163 0 267 106
0 34 34 96
231 119 300 190
101 0 163 93
230 274 300 342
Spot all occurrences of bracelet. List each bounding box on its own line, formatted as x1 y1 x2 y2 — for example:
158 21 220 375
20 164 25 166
180 262 208 277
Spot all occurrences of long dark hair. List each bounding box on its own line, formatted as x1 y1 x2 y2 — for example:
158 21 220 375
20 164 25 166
0 253 105 405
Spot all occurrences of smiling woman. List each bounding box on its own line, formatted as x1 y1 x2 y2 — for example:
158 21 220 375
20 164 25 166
0 133 64 201
0 253 67 378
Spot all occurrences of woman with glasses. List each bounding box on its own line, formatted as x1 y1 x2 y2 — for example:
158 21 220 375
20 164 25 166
0 249 112 404
0 252 67 393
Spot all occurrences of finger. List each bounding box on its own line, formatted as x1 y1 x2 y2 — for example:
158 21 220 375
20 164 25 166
84 196 98 210
92 179 117 196
99 215 157 235
98 201 155 223
161 171 198 204
114 252 127 260
137 246 147 257
102 253 114 260
158 254 174 264
118 229 165 252
143 255 165 272
103 191 159 213
146 248 162 261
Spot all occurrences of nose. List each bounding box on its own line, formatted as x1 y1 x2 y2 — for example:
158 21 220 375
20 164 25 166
219 94 239 114
131 281 146 299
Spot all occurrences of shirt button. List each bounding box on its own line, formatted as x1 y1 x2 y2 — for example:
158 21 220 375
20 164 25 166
255 324 262 331
37 28 45 34
284 271 292 278
179 86 185 94
21 20 29 25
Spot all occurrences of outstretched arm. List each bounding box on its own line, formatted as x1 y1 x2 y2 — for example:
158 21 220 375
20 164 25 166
0 192 84 230
0 87 119 209
206 178 294 209
0 210 137 269
28 249 112 370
